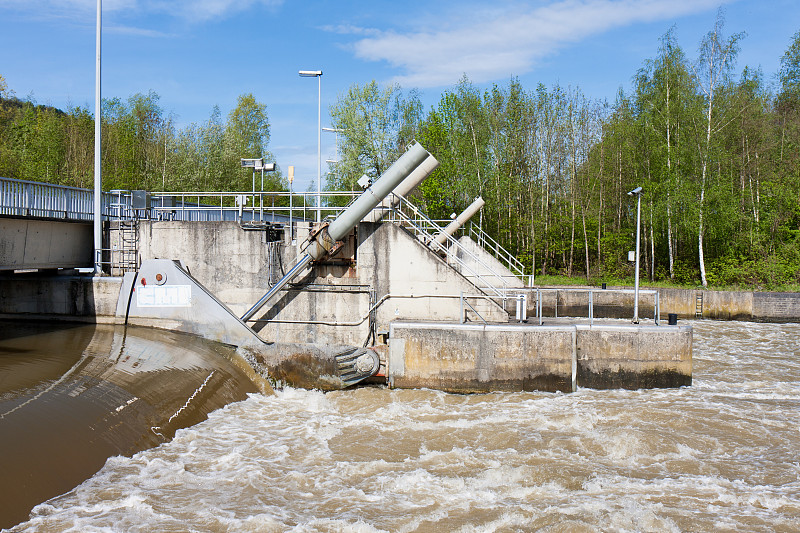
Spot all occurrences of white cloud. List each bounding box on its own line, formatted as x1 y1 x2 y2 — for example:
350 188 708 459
346 0 727 88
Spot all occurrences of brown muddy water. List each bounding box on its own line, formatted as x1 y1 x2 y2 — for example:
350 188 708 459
0 322 260 530
4 320 800 532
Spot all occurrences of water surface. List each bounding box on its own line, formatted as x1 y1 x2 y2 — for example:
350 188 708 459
0 322 259 529
7 320 800 532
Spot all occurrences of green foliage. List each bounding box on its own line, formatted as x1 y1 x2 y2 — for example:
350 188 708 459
0 86 281 194
327 81 420 192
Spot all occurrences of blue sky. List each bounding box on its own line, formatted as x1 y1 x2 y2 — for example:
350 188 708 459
0 0 798 193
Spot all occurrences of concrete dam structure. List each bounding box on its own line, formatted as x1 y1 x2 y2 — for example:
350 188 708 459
0 142 692 393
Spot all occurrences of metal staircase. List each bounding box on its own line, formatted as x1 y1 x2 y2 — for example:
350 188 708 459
466 223 527 283
384 194 511 303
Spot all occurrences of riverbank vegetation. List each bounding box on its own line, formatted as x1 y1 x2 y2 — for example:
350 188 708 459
1 13 799 290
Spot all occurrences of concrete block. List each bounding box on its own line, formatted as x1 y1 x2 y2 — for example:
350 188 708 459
576 324 692 389
389 322 574 393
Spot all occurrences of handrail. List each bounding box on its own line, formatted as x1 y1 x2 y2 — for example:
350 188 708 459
501 287 661 325
0 176 115 221
466 223 526 281
386 193 509 301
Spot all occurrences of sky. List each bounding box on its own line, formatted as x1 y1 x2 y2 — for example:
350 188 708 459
0 0 798 193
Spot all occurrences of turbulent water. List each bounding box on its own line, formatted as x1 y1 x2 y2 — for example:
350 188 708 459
6 320 800 532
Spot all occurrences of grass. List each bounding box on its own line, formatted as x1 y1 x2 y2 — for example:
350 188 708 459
530 274 800 292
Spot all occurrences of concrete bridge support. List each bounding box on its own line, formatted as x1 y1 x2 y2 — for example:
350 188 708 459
0 218 92 270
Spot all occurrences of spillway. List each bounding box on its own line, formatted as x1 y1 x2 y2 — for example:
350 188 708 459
0 321 265 529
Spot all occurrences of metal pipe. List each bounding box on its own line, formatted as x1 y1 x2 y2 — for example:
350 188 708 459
242 253 313 322
362 153 439 223
433 196 485 248
327 142 429 243
241 142 431 323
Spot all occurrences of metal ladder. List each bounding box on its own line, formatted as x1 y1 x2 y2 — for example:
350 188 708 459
114 219 139 275
695 291 703 318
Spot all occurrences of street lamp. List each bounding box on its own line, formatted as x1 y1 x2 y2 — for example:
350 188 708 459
93 0 102 273
628 186 643 323
299 69 323 223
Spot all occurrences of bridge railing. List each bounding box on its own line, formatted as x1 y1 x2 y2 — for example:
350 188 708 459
0 177 112 221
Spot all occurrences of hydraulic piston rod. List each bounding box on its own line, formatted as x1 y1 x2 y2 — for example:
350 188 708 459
362 153 439 223
241 142 431 323
433 196 485 249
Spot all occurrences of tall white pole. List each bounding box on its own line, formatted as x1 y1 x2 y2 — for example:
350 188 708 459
633 193 641 323
316 74 321 224
93 0 102 273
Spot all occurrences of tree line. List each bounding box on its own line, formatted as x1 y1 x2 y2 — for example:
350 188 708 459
329 15 800 289
0 81 280 194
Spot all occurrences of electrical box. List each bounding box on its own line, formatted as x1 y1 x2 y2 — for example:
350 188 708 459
132 190 151 210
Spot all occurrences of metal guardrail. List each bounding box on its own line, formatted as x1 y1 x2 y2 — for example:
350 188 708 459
0 177 363 224
466 223 527 281
0 176 113 221
143 190 362 223
385 193 510 302
499 287 660 325
0 179 533 301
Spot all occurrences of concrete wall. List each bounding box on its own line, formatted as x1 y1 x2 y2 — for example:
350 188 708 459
535 284 800 323
389 322 575 393
657 288 800 322
131 220 508 346
0 273 121 322
576 324 692 389
358 222 509 329
388 321 692 393
752 292 800 321
136 220 274 314
0 218 92 270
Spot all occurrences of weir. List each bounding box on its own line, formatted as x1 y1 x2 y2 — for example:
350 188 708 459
0 142 693 392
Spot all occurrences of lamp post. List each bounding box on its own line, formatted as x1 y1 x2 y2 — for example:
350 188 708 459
93 0 102 273
299 70 322 223
628 186 643 323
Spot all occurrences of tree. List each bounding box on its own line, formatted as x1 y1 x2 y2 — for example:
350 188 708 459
634 29 696 279
223 93 276 191
328 81 420 192
693 10 744 286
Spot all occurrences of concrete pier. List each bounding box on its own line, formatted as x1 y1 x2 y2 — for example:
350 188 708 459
388 321 691 393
